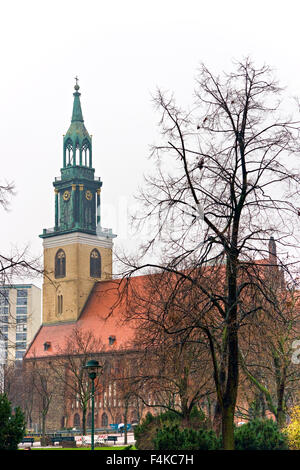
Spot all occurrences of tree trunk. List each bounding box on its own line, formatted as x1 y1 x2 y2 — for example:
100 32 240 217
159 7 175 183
213 401 222 436
221 326 239 450
124 398 129 445
277 408 286 429
82 407 87 435
42 412 46 438
222 405 235 450
275 363 287 429
276 380 286 429
222 240 239 450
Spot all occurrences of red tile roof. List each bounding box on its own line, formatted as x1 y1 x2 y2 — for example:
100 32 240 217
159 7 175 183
24 279 138 359
24 256 289 360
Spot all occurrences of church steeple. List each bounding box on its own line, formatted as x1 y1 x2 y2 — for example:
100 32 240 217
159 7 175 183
40 80 116 324
63 78 92 169
40 80 116 239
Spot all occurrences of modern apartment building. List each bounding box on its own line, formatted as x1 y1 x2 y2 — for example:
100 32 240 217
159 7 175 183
0 331 4 392
0 284 41 362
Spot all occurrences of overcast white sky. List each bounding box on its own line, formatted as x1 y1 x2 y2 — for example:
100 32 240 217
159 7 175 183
1 0 300 287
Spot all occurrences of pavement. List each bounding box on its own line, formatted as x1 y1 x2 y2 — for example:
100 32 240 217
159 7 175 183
18 432 136 449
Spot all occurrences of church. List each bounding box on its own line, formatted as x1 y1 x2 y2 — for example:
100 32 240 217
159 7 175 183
23 81 294 434
24 81 143 431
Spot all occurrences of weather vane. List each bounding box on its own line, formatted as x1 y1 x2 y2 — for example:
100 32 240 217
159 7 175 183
74 76 80 90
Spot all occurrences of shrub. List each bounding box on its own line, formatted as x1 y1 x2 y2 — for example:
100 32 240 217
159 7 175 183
134 411 181 449
234 419 288 450
134 408 212 450
134 412 156 449
283 406 300 450
0 393 26 450
158 410 181 423
153 424 221 450
189 405 206 421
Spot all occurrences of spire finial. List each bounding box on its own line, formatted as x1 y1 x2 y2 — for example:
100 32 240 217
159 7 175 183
74 75 80 91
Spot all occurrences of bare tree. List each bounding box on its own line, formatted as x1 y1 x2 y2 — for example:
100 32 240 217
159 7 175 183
25 357 58 437
110 353 140 445
0 180 42 359
0 181 15 211
118 59 300 449
0 180 41 285
51 326 104 435
121 272 215 422
239 278 300 427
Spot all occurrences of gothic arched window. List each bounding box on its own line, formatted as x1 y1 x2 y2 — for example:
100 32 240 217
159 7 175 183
101 412 108 427
65 139 73 166
55 249 66 278
90 249 101 278
74 142 80 166
82 140 91 167
57 294 63 315
87 412 92 428
73 413 80 428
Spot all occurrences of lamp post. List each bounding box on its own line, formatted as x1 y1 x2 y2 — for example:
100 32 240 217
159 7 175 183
83 359 102 450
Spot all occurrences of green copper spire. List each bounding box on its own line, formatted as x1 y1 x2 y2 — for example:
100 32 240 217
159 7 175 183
40 79 118 241
71 77 84 122
63 78 92 168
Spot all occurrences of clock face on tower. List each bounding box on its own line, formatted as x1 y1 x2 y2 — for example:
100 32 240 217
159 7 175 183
85 190 92 201
63 190 71 201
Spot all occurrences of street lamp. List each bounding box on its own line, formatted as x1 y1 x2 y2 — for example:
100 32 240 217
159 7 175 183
83 359 102 450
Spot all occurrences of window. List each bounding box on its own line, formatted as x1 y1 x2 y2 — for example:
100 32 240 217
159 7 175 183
90 249 101 278
101 412 108 427
0 315 8 324
17 297 27 306
74 142 80 166
16 333 27 342
55 249 66 278
17 290 28 307
65 140 73 166
0 290 9 306
43 342 51 351
87 412 92 428
16 324 27 333
82 140 91 167
108 336 116 346
16 316 27 324
15 350 25 360
73 413 80 428
17 289 28 298
16 306 27 315
57 295 63 315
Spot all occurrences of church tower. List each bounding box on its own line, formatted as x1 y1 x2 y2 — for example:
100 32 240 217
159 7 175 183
40 80 116 324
